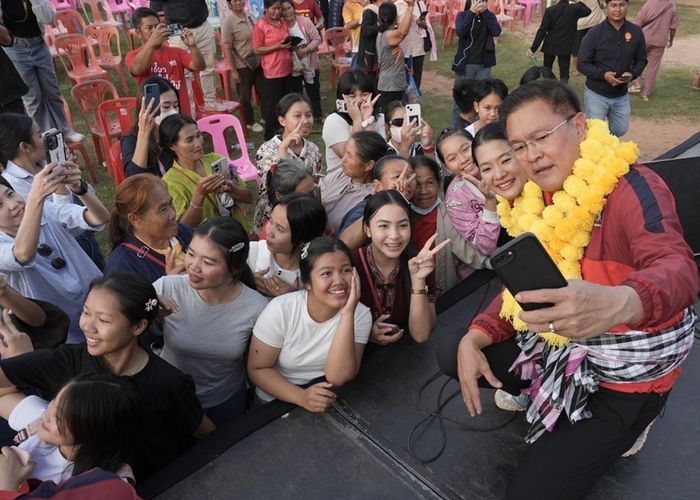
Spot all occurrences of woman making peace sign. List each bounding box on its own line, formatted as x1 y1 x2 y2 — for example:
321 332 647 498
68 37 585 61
352 190 449 346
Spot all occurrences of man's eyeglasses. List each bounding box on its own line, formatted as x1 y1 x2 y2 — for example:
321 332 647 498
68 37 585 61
510 115 577 159
37 244 66 270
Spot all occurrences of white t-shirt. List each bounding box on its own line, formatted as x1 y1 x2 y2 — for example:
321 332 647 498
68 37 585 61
322 113 386 172
247 240 302 288
154 275 269 408
9 396 73 483
253 290 372 401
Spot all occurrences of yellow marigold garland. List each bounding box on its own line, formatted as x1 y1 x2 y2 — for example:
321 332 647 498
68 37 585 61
497 119 639 346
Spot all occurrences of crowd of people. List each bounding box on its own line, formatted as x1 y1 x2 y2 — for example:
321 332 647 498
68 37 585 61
0 0 694 498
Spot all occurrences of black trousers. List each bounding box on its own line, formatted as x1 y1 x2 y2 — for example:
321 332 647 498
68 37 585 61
543 53 571 83
436 332 667 500
411 54 425 91
378 90 404 115
303 69 323 119
263 75 303 140
237 66 266 126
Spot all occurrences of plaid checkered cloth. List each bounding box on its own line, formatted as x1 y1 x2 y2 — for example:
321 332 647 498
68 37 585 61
511 307 696 443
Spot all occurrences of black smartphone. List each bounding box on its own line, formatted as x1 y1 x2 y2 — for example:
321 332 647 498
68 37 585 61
488 232 568 311
284 36 303 47
143 83 160 114
168 23 183 37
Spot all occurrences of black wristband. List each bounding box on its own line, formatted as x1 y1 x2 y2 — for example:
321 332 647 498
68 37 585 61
69 179 88 196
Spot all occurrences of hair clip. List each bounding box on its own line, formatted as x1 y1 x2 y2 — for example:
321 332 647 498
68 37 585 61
229 242 245 253
145 298 158 312
300 242 310 260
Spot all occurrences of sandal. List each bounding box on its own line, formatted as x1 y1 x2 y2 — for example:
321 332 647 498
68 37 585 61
628 85 641 94
641 95 650 102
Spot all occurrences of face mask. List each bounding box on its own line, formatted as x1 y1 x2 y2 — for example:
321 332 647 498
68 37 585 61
155 108 178 125
390 126 402 144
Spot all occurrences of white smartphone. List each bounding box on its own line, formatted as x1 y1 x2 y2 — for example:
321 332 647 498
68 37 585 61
336 99 348 114
405 104 421 127
275 268 298 286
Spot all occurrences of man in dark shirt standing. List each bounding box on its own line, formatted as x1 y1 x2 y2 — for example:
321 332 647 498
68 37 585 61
0 25 28 114
577 0 647 137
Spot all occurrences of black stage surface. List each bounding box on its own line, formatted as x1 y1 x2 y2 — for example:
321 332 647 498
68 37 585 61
147 280 700 500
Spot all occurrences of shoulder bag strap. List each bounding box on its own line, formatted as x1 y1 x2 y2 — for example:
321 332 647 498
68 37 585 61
119 242 166 269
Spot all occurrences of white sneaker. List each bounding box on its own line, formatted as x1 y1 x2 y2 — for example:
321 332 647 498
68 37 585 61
63 129 85 143
622 419 655 457
247 122 264 133
204 100 230 112
494 389 529 412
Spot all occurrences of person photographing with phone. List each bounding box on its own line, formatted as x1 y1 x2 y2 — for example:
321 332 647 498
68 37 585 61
576 0 647 137
126 7 206 118
449 80 696 499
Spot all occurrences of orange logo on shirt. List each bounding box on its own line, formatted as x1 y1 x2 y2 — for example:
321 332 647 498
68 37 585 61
625 32 632 42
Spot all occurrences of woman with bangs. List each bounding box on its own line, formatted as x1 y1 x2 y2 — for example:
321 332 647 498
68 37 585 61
436 128 500 281
248 237 372 412
353 190 448 346
322 70 386 173
248 193 327 297
254 93 321 234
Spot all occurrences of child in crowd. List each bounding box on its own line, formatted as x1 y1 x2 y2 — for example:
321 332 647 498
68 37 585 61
249 193 327 297
353 190 449 345
155 218 268 425
436 129 500 280
254 94 322 234
0 374 140 484
248 237 372 412
464 78 509 137
322 70 385 172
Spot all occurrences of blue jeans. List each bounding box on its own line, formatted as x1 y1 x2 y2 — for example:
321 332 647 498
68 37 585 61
2 36 68 134
452 66 492 127
583 87 631 137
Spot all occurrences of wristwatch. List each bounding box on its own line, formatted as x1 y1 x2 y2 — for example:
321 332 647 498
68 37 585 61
69 179 88 196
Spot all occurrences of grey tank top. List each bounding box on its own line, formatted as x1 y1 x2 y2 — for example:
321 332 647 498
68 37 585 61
376 31 407 92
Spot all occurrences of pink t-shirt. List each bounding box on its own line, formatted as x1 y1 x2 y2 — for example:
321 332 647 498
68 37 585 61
126 46 193 116
634 0 679 48
252 17 292 79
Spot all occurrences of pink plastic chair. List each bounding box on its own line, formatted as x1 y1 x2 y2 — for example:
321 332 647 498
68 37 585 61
197 114 258 183
105 0 133 28
517 0 542 27
50 0 80 11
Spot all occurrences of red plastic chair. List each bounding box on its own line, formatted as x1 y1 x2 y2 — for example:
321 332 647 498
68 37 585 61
489 0 514 34
214 31 233 102
98 98 137 185
44 24 59 58
55 34 109 85
442 0 464 49
61 97 99 184
325 27 351 90
71 79 119 163
107 141 126 185
197 114 258 183
84 24 129 93
56 8 88 34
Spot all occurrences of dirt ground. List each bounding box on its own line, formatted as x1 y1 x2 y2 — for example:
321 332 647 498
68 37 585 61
424 0 700 161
